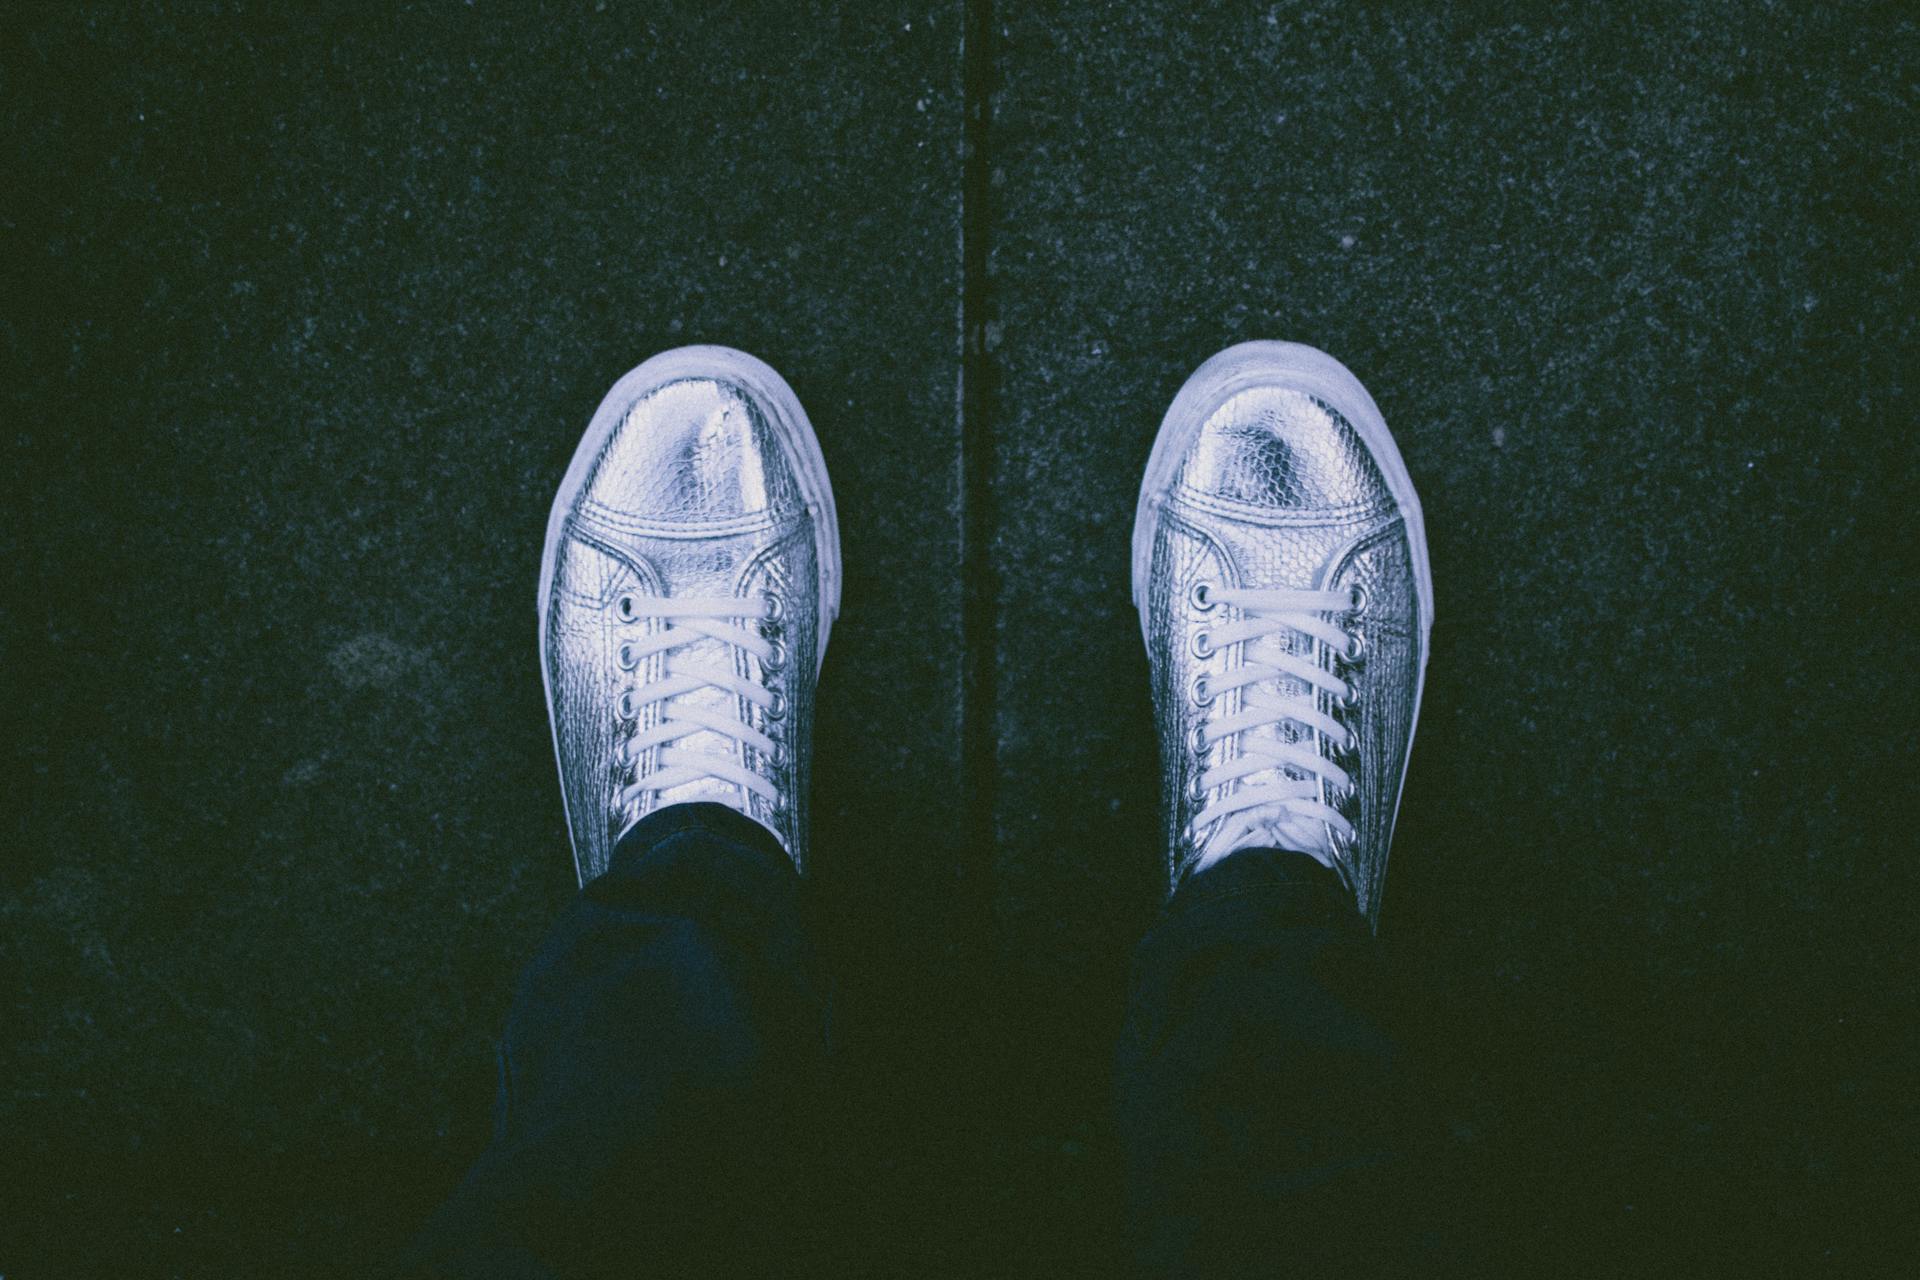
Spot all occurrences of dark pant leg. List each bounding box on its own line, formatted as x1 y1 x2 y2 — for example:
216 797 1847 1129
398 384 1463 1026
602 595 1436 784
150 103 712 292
404 802 830 1279
1115 848 1414 1278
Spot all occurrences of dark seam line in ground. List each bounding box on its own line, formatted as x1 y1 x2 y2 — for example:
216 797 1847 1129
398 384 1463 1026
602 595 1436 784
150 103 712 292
958 0 998 888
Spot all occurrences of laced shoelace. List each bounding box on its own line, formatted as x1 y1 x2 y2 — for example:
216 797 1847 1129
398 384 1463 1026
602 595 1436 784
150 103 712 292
608 591 785 821
1188 583 1365 864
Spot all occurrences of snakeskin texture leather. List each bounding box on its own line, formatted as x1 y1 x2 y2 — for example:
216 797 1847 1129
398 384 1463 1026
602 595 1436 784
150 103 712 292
541 358 836 884
1135 351 1430 929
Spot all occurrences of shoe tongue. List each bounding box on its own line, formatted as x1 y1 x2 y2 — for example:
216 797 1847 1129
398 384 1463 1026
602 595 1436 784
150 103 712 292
657 632 749 810
1199 811 1336 873
1192 623 1337 873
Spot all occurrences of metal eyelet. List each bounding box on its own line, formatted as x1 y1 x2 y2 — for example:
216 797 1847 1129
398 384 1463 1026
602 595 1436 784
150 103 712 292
1345 728 1362 755
1342 631 1368 664
617 641 639 671
1188 771 1210 803
1189 580 1216 611
766 688 788 720
1187 722 1209 754
763 634 787 672
1347 581 1369 616
1336 684 1359 713
766 740 786 768
615 689 638 720
763 593 784 623
1190 629 1215 660
1189 673 1215 707
615 593 639 623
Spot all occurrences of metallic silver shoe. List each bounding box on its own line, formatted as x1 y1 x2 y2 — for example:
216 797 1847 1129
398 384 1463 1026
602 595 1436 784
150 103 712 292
537 346 841 884
1131 342 1432 927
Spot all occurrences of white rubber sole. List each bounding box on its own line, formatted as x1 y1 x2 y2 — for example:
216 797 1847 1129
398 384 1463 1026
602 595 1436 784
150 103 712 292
535 344 843 665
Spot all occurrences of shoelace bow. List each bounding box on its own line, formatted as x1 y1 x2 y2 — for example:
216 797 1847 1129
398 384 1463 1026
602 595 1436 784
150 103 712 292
609 592 784 816
1191 585 1363 859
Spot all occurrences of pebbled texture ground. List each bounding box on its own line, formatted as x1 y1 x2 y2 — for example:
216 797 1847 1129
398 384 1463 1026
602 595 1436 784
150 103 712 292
2 3 969 1273
4 1 1916 1274
983 2 1916 1272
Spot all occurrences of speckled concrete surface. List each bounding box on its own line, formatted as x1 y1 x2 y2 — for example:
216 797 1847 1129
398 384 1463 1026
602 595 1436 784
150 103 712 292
3 3 970 1273
982 2 1916 1272
3 1 1915 1275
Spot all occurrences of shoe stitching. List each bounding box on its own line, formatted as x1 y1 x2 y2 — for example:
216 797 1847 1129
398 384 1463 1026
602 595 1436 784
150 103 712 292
1171 486 1393 527
578 496 788 541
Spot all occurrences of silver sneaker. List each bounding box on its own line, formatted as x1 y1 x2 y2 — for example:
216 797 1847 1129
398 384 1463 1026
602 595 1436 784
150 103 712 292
1131 342 1432 926
538 346 841 884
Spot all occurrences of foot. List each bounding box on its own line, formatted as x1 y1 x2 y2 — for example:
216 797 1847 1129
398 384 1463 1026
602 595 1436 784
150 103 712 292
1131 342 1431 926
538 347 840 884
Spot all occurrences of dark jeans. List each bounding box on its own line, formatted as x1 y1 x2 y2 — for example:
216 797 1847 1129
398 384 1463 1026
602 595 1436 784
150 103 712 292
405 803 1410 1278
1116 845 1419 1277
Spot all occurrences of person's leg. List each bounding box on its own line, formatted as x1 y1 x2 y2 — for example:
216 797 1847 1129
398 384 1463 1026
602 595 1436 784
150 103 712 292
1115 847 1406 1277
406 803 828 1279
1123 343 1436 1274
407 348 845 1277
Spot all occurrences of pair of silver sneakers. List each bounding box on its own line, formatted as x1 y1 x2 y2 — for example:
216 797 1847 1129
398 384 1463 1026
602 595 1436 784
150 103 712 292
538 342 1431 927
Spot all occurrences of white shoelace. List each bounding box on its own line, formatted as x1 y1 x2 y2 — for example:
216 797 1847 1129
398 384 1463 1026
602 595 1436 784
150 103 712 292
1190 585 1361 871
609 592 783 821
